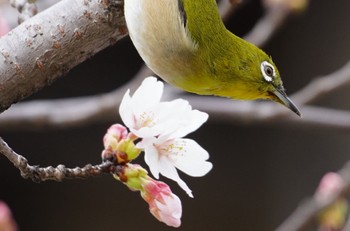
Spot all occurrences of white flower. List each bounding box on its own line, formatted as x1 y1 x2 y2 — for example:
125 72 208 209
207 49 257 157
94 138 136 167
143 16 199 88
119 77 163 137
138 136 212 198
119 77 208 138
120 77 187 138
119 77 212 197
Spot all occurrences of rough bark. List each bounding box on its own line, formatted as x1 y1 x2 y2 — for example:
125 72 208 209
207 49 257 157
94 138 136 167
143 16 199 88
0 0 127 112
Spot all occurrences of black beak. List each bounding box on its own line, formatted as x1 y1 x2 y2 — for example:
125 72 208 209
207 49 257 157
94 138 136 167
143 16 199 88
271 86 301 116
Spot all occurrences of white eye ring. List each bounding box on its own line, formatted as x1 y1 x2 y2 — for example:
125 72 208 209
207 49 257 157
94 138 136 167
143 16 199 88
261 61 275 82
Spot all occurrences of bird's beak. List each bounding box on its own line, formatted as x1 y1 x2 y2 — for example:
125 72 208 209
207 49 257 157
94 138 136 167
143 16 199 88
271 86 301 116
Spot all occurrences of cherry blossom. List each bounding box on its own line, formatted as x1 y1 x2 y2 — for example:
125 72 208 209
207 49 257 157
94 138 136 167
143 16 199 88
119 77 212 197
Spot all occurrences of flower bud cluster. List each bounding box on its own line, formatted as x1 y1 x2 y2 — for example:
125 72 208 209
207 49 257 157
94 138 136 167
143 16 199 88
101 77 212 227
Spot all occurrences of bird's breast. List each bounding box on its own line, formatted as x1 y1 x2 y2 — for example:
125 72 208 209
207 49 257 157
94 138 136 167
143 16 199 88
124 0 200 88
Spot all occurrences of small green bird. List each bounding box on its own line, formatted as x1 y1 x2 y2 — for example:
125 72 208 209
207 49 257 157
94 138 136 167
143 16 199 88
124 0 300 116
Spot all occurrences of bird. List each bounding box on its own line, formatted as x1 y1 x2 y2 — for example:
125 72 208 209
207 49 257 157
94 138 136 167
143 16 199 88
124 0 301 116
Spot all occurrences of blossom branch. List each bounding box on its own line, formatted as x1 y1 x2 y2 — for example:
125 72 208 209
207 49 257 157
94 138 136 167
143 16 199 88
275 160 350 231
0 136 114 182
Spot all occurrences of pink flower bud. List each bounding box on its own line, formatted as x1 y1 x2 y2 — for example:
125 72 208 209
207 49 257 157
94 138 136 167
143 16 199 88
0 201 17 231
315 173 348 231
103 124 128 150
142 179 182 228
114 164 182 227
315 172 344 202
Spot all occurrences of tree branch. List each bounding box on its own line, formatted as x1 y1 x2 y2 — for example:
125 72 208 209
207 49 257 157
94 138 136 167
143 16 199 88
0 65 152 131
0 136 114 182
243 5 289 47
0 0 127 113
3 59 350 133
292 60 350 105
245 0 308 47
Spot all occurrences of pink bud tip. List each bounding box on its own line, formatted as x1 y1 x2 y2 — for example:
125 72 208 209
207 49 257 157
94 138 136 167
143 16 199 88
142 180 182 227
315 172 344 202
0 201 17 231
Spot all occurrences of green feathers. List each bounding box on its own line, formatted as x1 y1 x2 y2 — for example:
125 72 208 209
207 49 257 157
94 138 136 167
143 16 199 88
124 0 300 115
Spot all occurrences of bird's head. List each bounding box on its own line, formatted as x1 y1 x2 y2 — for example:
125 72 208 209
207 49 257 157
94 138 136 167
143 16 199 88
219 42 301 116
253 57 300 116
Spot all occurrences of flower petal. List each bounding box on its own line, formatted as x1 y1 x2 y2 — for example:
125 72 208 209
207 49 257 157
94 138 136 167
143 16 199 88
155 99 192 136
167 138 213 177
141 179 182 227
103 124 128 149
158 156 193 197
146 99 209 139
167 109 209 139
119 77 164 134
142 140 161 179
119 89 135 129
130 100 192 138
155 194 182 228
131 77 163 113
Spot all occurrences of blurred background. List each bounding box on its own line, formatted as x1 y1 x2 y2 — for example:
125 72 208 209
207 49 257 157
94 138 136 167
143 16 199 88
1 0 350 230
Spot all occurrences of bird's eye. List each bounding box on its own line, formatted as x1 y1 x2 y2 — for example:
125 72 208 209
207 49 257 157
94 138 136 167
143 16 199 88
265 66 273 77
260 61 275 82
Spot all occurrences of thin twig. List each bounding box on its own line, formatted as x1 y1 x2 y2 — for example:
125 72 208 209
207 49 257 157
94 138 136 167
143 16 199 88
292 60 350 105
245 0 309 48
0 136 114 182
244 6 290 47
